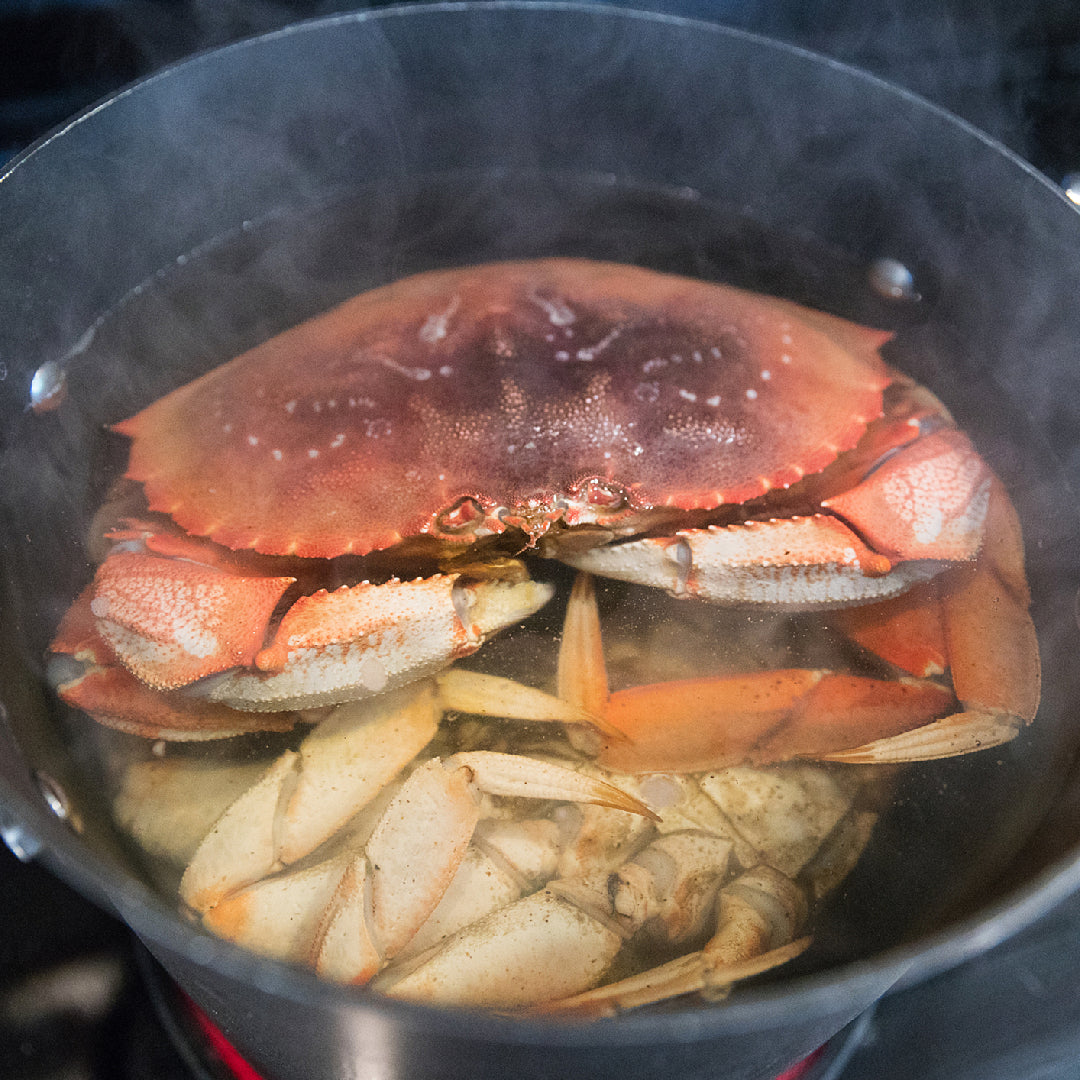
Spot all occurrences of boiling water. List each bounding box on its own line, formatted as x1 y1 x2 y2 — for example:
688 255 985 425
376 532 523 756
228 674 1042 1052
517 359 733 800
9 172 1076 1009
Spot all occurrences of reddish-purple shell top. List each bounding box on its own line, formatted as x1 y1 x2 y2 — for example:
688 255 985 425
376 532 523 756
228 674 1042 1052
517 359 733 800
115 258 891 558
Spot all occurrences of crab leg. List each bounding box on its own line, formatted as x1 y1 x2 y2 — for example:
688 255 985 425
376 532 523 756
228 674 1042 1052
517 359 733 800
189 750 652 974
536 773 876 1018
180 670 617 912
375 762 870 1011
557 574 955 773
539 867 811 1017
825 478 1039 762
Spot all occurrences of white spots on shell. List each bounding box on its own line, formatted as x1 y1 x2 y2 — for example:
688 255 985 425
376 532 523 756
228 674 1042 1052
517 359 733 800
642 358 667 374
356 652 389 693
272 449 283 461
312 401 322 413
692 350 703 363
308 448 320 459
419 294 461 344
761 370 772 381
247 435 259 446
635 381 660 403
90 596 109 618
327 399 337 409
781 354 792 364
555 350 571 362
705 395 721 407
781 332 794 346
222 423 233 435
175 623 220 661
330 433 346 449
678 389 697 403
746 388 758 400
377 354 433 381
284 400 297 414
711 346 722 359
575 325 623 362
528 290 576 326
439 366 454 377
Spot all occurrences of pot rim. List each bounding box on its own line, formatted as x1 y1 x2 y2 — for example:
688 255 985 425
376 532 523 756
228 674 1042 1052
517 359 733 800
3 0 1080 1048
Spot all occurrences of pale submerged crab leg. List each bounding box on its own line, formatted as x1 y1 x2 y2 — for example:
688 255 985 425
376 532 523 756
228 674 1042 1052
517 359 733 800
180 674 622 913
183 727 654 978
537 867 812 1018
375 766 875 1011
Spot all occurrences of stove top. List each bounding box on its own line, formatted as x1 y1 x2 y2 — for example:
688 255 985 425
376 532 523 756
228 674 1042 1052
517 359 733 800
3 2 1080 1078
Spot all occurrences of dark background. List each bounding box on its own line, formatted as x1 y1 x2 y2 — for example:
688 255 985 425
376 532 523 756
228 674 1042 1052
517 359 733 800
3 2 1080 1078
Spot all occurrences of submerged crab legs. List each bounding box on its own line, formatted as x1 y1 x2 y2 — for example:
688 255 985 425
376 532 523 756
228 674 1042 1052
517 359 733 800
179 675 626 914
178 682 655 981
372 766 875 1011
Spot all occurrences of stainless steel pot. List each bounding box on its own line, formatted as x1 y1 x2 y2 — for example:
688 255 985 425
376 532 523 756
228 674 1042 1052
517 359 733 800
2 5 1080 1078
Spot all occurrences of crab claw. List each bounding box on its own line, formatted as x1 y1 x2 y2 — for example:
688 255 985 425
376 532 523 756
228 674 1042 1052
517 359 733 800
53 548 555 730
559 423 992 611
200 576 554 712
48 587 298 739
85 550 296 690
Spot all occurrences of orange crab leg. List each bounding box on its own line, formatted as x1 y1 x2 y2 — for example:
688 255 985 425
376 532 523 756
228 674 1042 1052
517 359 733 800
829 581 947 678
596 670 954 774
941 478 1040 722
831 478 1039 723
559 573 956 774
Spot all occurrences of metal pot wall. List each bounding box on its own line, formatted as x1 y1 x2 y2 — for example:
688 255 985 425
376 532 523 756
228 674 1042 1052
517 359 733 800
2 5 1080 1079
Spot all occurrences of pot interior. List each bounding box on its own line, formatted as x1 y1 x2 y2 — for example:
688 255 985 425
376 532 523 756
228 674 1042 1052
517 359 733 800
3 166 1079 986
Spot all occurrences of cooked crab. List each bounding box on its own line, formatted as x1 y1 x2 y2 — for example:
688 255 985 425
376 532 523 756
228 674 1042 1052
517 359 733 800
64 257 1041 1012
49 257 1039 768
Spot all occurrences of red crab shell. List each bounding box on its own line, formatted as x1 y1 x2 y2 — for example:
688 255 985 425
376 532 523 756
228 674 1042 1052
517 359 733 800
115 258 891 559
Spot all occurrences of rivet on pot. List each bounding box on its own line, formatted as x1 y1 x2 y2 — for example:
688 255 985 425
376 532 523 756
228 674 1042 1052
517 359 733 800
29 359 68 414
0 812 42 862
868 258 920 302
36 771 82 834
